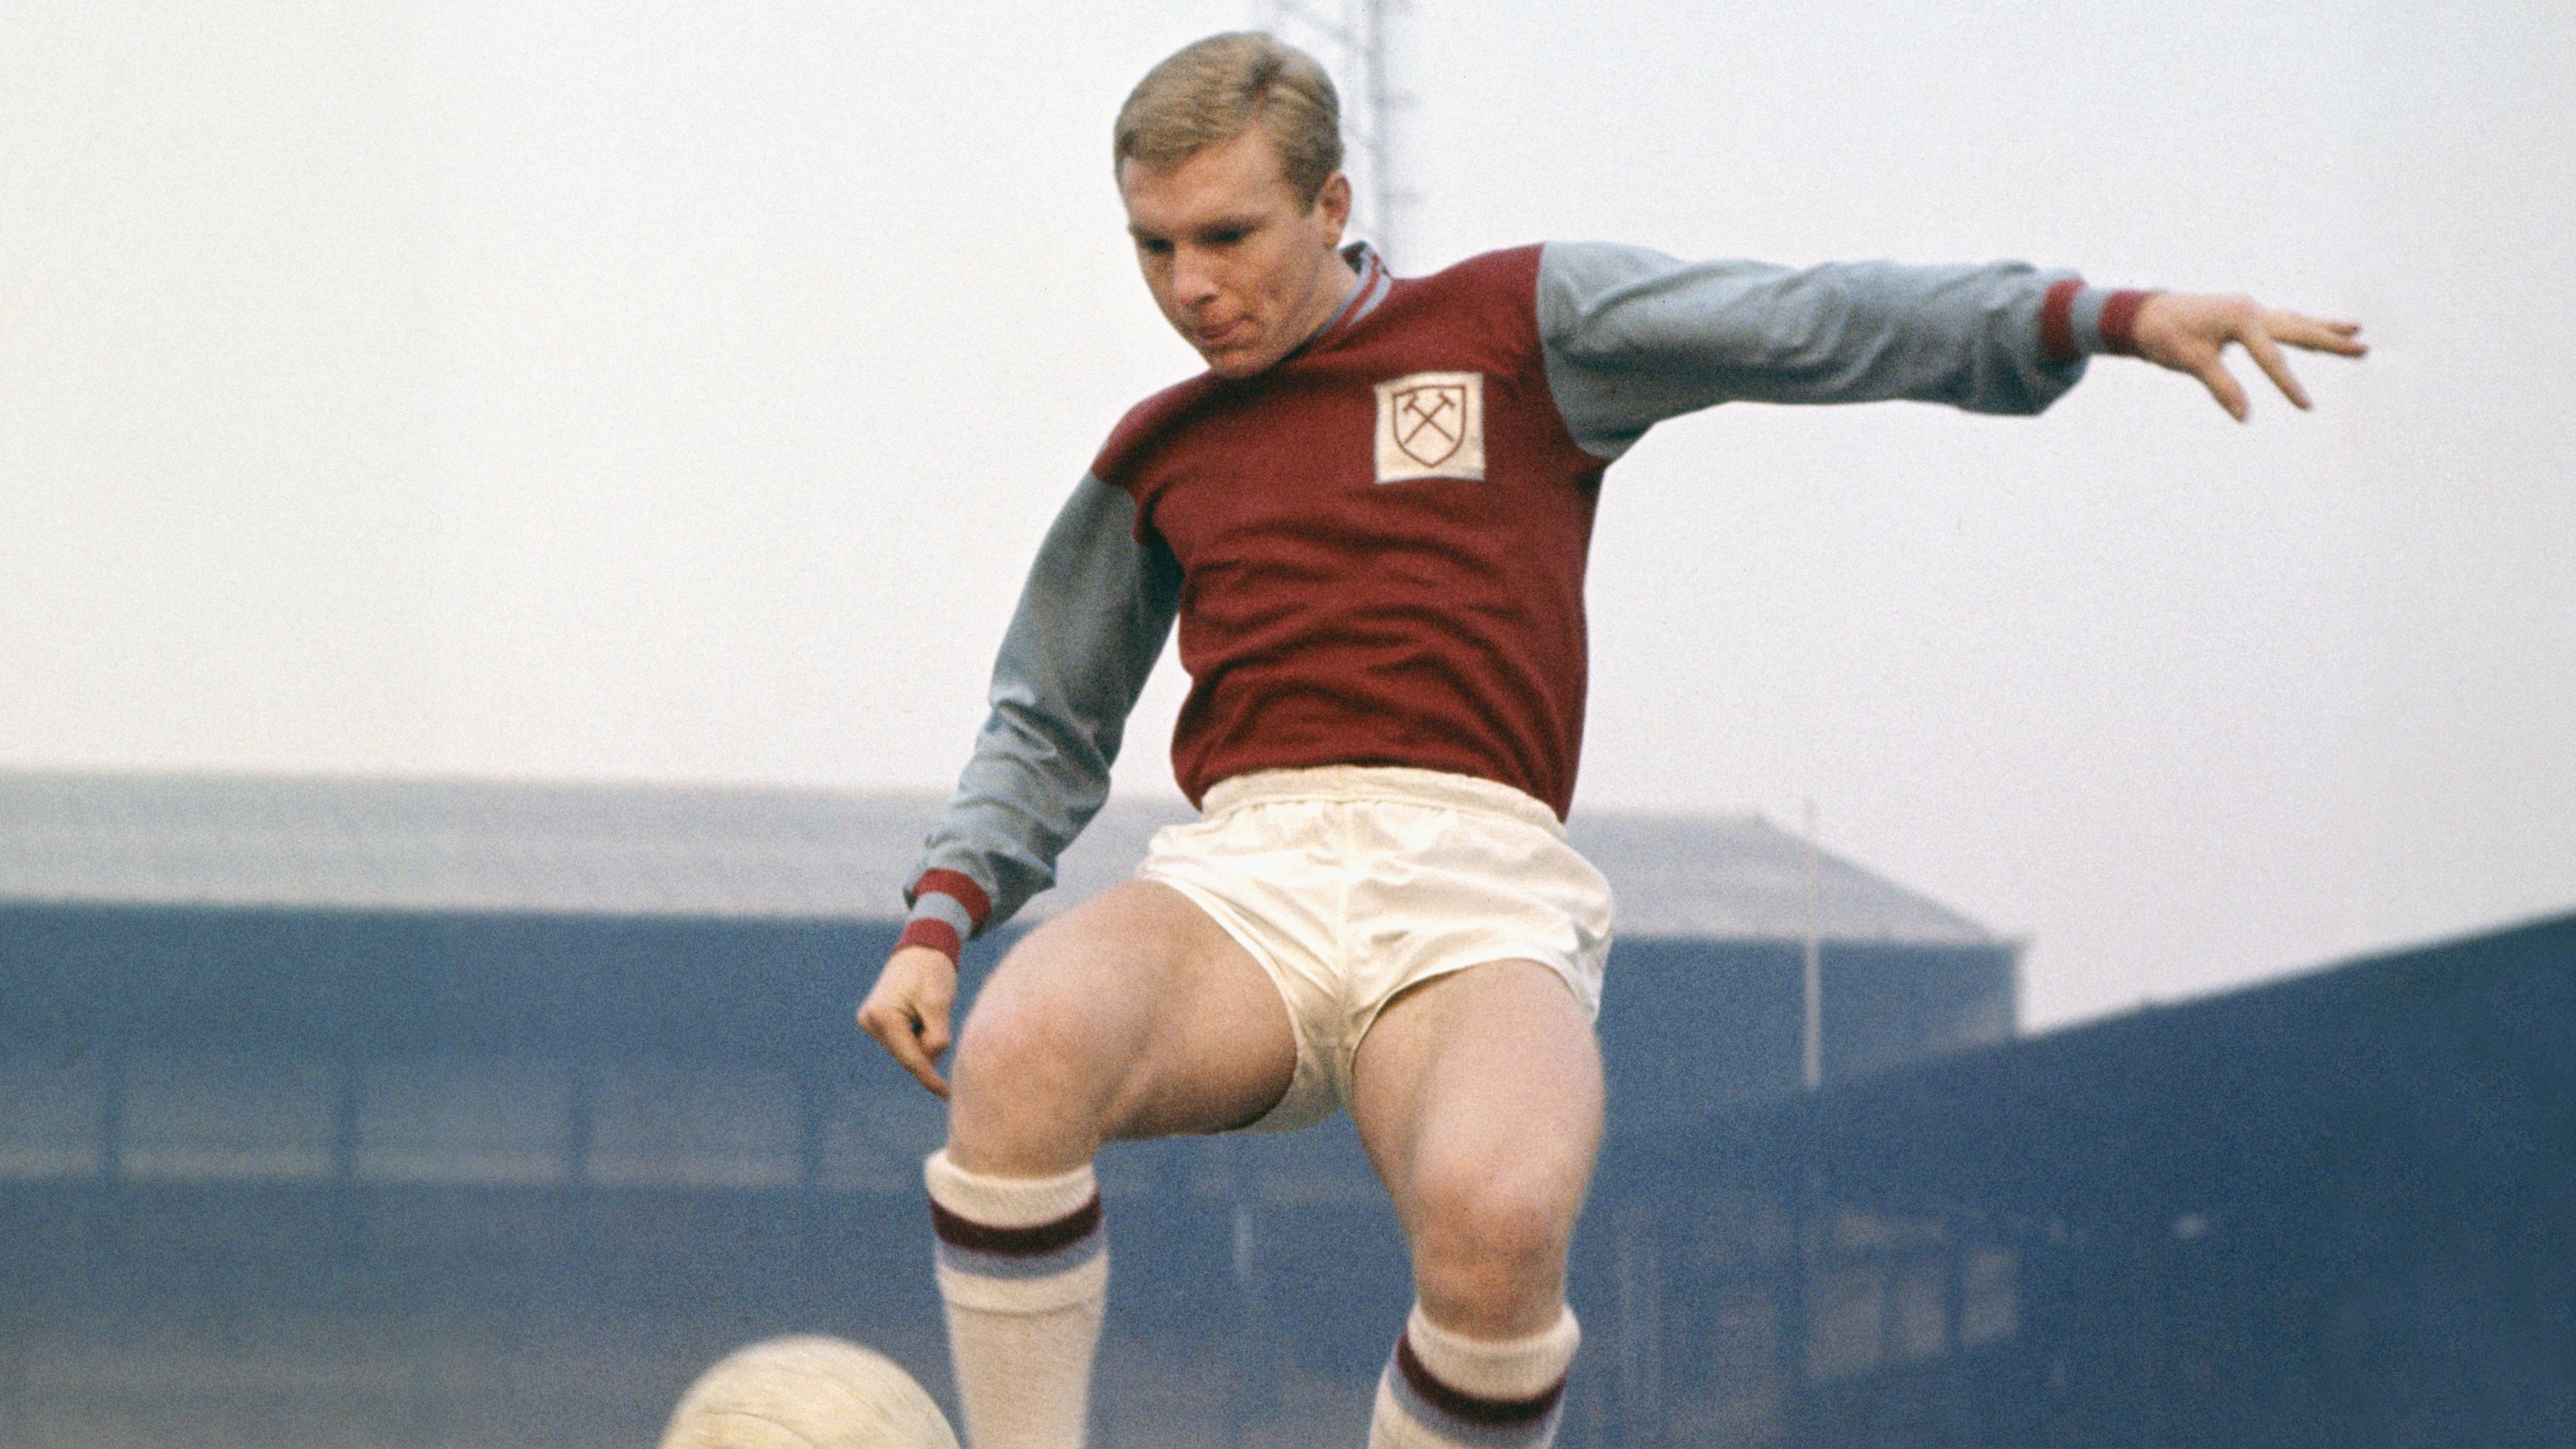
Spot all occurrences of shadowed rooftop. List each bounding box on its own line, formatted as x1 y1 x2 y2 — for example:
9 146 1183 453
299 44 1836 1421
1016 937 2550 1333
0 769 2001 946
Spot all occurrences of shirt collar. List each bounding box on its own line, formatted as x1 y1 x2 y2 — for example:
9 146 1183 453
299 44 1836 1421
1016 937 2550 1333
1285 241 1392 362
1327 241 1394 333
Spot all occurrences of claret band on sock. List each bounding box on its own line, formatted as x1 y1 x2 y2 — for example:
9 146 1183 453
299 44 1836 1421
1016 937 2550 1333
925 1150 1109 1449
1373 1304 1581 1448
924 1150 1107 1314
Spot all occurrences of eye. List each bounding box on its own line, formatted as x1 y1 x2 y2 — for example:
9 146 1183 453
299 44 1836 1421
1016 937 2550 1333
1137 237 1173 257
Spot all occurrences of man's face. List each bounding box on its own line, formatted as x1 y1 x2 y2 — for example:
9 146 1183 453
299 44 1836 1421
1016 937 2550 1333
1119 126 1355 380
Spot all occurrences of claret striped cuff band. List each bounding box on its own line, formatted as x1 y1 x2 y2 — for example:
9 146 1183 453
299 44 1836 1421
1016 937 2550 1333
901 869 993 962
2041 279 2163 363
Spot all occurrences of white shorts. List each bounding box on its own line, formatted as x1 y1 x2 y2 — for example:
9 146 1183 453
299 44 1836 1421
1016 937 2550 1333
1134 764 1615 1134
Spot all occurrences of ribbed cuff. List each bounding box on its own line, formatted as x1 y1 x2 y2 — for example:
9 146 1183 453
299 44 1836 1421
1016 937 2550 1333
901 868 993 962
897 916 963 960
2044 279 2163 361
2095 287 2161 357
2041 278 2085 364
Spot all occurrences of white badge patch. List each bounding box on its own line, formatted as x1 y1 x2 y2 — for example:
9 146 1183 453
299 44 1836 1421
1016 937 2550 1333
1373 371 1485 483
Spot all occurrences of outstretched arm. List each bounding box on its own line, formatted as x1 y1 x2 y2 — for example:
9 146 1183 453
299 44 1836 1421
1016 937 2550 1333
1537 243 2095 459
2121 291 2367 421
1534 243 2367 457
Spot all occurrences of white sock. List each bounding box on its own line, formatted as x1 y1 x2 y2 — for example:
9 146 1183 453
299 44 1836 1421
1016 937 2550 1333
924 1150 1109 1449
1368 1304 1581 1449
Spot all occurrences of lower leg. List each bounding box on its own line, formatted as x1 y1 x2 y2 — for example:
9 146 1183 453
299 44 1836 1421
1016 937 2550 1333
1349 961 1606 1449
923 884 1297 1448
925 1150 1109 1449
1369 1302 1582 1449
1369 1220 1583 1448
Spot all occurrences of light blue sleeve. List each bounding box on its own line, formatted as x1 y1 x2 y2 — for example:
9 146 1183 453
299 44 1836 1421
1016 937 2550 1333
1537 240 2089 460
906 475 1182 936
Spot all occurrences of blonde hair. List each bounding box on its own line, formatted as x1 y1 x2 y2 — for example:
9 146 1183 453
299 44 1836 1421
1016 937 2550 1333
1113 33 1344 205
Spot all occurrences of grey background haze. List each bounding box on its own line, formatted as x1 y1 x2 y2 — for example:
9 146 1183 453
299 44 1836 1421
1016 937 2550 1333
1 0 2567 1028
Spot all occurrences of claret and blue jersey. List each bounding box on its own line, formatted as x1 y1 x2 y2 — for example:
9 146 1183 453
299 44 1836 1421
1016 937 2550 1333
897 239 2145 956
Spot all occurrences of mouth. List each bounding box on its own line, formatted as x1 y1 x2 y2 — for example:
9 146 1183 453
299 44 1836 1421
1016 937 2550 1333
1190 319 1251 351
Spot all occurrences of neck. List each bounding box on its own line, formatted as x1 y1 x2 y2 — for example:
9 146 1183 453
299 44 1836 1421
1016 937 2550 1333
1294 246 1365 347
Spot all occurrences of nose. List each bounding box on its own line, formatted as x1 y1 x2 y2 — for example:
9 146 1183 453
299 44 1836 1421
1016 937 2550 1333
1171 244 1222 313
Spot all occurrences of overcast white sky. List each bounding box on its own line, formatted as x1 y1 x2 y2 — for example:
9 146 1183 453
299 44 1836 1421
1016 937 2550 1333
2 0 2568 1028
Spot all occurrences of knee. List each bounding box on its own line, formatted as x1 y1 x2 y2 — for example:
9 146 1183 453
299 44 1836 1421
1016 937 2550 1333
1408 1160 1579 1330
945 976 1102 1173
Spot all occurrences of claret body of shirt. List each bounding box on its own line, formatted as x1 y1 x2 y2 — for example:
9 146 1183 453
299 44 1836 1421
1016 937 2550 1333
897 239 2147 953
1102 244 1602 821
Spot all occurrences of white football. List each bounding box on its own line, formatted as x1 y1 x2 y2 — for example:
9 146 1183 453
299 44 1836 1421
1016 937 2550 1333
660 1335 960 1449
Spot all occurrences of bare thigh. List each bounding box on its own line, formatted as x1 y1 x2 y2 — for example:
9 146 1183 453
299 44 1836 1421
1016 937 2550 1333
1349 959 1604 1336
945 879 1298 1176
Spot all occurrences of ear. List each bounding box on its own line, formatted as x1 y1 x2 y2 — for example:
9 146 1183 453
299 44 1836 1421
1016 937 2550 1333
1314 171 1353 245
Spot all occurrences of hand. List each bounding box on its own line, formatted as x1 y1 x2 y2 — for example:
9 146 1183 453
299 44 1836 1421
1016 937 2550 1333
857 944 960 1098
2128 292 2366 421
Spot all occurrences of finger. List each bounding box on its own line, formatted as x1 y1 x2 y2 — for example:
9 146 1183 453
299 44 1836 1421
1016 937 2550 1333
905 1050 953 1099
2240 325 2311 411
909 971 957 1060
888 1017 953 1098
917 1008 953 1060
859 1000 954 1098
2267 310 2369 357
2195 359 2250 422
